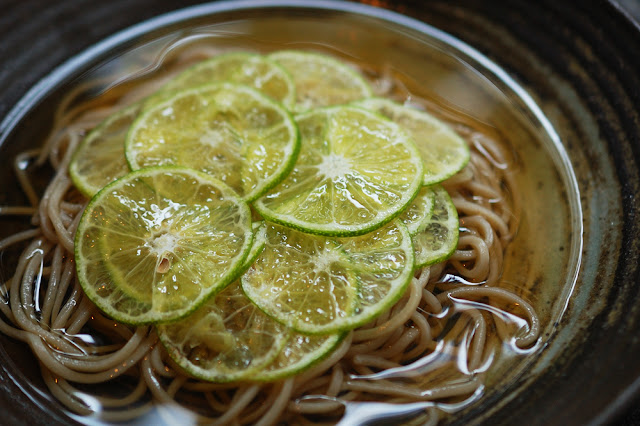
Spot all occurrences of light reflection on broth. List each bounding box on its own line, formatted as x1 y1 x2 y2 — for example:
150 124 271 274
0 8 580 426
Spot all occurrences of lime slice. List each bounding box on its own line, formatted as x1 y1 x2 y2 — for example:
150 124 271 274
69 103 139 197
75 166 253 324
413 185 459 268
126 82 300 202
102 221 265 304
355 98 470 185
253 332 344 382
268 50 373 112
156 52 295 109
399 186 436 236
254 106 423 237
241 222 357 334
157 281 288 383
241 220 413 334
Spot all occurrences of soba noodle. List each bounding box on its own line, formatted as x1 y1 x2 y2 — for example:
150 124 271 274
0 42 540 425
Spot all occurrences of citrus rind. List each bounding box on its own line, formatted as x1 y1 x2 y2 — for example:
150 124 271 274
69 103 139 197
413 185 460 269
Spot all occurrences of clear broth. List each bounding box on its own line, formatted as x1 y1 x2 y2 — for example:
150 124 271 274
0 6 581 426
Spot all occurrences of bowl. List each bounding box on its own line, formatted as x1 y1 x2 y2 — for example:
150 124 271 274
0 1 639 424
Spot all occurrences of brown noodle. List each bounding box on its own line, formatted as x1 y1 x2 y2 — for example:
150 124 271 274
0 44 539 424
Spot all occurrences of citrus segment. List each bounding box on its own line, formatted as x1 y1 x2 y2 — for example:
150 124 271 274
157 281 288 382
355 98 470 185
75 166 253 324
269 50 373 112
254 106 423 236
156 52 295 109
413 185 459 268
69 103 139 197
399 186 436 236
126 83 299 202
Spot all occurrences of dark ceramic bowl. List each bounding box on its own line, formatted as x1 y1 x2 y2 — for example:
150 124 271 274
0 1 639 425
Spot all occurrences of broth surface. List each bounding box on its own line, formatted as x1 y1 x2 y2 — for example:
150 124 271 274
0 9 581 425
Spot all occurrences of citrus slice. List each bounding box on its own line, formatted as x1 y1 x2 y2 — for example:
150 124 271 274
355 98 470 185
413 185 460 268
338 220 414 329
253 332 344 382
268 50 373 112
102 221 265 304
241 222 357 334
69 103 139 197
254 106 423 237
125 82 299 202
241 220 413 334
155 51 295 109
157 281 288 383
75 166 253 324
399 186 436 236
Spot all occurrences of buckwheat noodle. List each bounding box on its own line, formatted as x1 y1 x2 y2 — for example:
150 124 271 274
0 43 540 425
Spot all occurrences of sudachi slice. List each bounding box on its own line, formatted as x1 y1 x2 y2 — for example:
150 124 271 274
269 50 373 112
252 332 344 382
412 185 460 268
155 51 296 109
75 166 253 324
69 103 140 197
355 98 470 185
241 220 414 334
157 281 288 383
254 106 423 237
126 82 299 202
241 222 358 335
399 186 436 236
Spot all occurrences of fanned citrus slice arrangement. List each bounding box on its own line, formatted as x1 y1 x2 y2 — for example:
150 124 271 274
71 49 465 382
